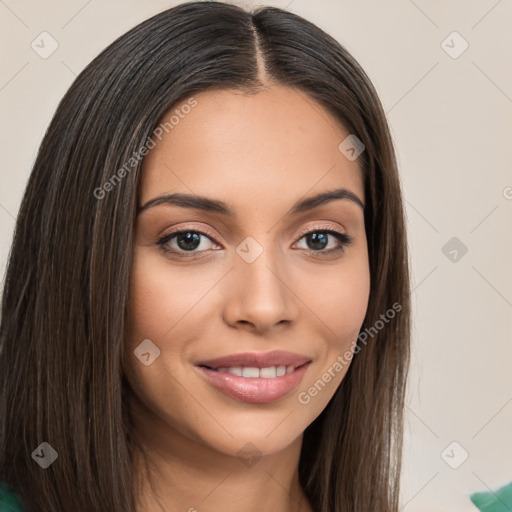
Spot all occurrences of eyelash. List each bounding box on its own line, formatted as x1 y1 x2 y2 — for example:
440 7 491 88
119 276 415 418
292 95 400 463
156 225 353 260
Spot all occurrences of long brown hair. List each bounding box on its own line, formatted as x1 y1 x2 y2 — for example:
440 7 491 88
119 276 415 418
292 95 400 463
0 2 410 510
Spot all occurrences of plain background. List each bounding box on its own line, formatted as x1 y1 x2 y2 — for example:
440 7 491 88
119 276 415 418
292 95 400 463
0 1 511 510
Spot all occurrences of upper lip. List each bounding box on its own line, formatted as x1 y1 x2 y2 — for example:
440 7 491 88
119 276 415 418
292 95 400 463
196 350 312 369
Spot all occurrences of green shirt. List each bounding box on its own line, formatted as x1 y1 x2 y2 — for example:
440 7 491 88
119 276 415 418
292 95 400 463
470 480 512 512
0 482 25 512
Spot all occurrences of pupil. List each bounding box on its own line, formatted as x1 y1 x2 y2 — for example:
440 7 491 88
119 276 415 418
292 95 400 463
308 233 328 250
174 232 329 252
177 232 201 251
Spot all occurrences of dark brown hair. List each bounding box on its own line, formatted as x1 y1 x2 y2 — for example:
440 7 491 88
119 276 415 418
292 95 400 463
0 2 410 511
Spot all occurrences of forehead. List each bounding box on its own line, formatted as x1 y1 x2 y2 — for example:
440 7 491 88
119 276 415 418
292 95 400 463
140 85 364 214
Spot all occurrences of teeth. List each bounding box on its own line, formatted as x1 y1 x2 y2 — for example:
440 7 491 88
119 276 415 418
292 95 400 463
242 367 260 378
212 365 296 378
259 366 276 378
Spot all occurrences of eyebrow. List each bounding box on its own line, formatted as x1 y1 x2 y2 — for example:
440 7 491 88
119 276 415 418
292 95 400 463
137 187 365 217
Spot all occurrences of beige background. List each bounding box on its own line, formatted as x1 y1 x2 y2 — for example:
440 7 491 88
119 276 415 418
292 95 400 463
1 1 511 510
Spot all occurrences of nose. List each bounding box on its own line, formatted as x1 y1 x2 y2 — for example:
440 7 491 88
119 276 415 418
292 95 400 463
221 243 299 334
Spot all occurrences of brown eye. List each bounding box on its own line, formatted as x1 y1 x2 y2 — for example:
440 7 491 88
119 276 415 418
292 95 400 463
156 229 220 259
294 228 353 256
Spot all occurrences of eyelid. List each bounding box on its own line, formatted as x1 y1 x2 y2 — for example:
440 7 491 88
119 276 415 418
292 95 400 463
159 222 348 246
294 223 347 240
158 223 219 243
156 221 353 261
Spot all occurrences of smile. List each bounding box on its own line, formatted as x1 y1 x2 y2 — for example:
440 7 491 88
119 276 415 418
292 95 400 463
195 350 312 403
204 365 296 378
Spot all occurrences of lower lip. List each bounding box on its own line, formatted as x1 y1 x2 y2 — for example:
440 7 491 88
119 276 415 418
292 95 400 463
196 363 310 403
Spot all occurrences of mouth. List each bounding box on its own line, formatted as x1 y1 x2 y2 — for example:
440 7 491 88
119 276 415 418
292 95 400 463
195 350 312 403
199 364 300 378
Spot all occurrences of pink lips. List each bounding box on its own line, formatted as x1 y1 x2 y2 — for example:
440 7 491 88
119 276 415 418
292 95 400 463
195 350 312 404
197 350 311 369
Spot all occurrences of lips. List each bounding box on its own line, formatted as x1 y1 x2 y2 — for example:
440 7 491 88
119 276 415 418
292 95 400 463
196 350 310 370
195 350 312 403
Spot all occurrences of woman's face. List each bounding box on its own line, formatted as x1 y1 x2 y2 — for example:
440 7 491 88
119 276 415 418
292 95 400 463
124 85 370 459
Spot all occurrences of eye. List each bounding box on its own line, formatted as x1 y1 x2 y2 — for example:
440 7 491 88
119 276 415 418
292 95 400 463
156 228 220 259
156 225 353 260
294 226 353 257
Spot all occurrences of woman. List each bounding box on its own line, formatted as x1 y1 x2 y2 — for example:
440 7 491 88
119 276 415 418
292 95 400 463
0 2 410 511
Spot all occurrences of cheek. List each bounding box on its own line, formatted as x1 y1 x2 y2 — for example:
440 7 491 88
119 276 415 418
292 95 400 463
328 271 370 342
126 251 220 343
294 262 369 420
124 253 222 405
294 251 370 345
124 257 212 441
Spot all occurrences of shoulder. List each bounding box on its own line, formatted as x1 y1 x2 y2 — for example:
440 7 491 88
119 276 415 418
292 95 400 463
0 482 26 511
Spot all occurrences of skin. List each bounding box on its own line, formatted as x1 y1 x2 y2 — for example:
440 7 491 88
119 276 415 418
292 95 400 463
124 84 371 512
